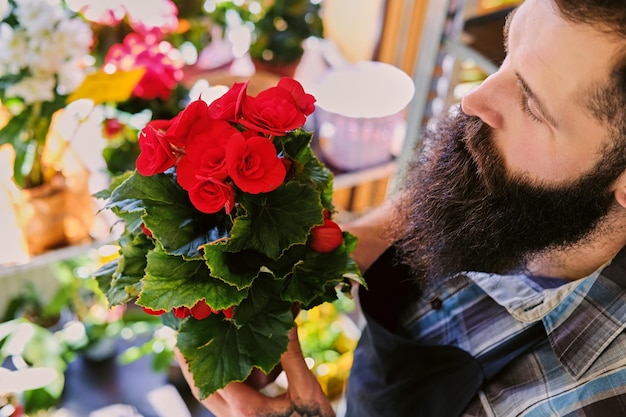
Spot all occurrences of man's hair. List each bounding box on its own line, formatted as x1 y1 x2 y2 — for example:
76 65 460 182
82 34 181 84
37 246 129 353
553 0 626 143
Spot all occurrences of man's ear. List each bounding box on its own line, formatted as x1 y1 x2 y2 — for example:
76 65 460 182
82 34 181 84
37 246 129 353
615 171 626 209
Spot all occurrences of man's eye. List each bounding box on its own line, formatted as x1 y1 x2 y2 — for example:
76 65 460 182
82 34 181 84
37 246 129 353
520 94 542 123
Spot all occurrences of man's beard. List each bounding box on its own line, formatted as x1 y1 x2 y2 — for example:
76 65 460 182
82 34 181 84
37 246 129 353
394 109 625 285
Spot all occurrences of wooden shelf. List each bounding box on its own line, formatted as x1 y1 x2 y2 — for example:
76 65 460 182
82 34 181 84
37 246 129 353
332 160 396 190
0 238 113 279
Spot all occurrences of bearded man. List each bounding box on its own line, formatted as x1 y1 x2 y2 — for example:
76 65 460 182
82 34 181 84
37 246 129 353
179 0 626 415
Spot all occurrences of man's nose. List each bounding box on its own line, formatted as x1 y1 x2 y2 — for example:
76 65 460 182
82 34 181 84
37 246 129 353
460 73 505 130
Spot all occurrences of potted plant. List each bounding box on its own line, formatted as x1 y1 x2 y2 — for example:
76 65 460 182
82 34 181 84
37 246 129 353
94 77 363 398
0 0 95 254
211 0 324 77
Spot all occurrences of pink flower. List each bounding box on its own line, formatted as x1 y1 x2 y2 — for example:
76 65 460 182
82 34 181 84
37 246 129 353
104 33 184 100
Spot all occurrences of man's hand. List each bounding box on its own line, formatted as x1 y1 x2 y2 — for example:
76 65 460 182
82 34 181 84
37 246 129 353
176 327 335 417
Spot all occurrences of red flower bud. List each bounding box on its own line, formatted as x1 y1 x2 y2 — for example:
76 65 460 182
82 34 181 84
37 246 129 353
222 306 234 319
103 118 124 139
190 299 213 320
310 219 343 253
173 306 191 319
140 223 153 238
142 306 166 316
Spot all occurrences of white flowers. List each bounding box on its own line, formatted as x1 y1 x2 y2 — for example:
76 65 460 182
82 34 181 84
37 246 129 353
0 0 93 104
0 0 9 20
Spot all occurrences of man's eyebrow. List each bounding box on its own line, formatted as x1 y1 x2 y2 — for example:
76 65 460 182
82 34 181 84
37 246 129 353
516 72 560 128
502 8 518 54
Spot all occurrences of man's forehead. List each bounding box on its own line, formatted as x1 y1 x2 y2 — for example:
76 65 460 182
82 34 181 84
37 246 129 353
509 0 619 125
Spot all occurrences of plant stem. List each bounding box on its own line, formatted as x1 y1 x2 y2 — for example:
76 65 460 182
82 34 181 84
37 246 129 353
22 101 53 188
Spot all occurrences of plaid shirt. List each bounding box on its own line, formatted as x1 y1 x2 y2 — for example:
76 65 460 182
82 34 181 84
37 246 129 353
399 246 626 416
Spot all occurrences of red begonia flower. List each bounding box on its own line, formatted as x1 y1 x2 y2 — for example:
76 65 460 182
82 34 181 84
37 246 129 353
165 99 211 148
226 135 286 194
188 178 235 214
207 81 249 122
176 120 241 190
277 77 316 116
238 86 307 136
136 122 176 176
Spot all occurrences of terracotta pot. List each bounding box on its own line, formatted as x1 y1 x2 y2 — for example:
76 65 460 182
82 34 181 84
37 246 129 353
15 170 94 255
252 58 301 78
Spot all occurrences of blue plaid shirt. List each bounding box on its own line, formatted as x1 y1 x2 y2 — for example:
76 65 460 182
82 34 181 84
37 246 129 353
399 246 626 416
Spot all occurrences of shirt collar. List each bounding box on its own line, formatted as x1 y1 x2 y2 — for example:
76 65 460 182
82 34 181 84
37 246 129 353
468 245 626 379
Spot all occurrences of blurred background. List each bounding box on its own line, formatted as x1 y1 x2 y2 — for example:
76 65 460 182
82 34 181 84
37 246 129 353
0 0 519 416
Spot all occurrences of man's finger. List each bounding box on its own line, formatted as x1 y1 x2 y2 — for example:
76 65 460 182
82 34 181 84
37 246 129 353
280 327 319 392
219 380 289 415
174 348 234 417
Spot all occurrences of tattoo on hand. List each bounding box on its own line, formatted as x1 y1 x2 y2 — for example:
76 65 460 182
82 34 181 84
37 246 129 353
263 403 334 417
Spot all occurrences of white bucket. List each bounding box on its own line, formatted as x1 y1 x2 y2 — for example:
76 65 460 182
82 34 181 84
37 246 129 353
312 61 415 171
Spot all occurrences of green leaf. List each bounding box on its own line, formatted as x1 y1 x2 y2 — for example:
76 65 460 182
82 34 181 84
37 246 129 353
226 181 323 259
279 130 334 209
282 232 364 305
94 171 133 200
203 243 269 290
106 232 153 305
138 247 248 311
280 128 313 161
340 232 367 288
0 108 30 147
230 273 292 327
106 171 230 259
177 278 294 398
93 258 118 295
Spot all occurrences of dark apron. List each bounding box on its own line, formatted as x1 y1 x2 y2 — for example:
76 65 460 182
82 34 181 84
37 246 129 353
345 245 626 416
344 246 486 417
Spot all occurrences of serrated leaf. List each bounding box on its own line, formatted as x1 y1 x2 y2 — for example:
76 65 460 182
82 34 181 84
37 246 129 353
341 233 367 288
93 258 118 295
282 232 363 305
203 243 269 290
225 181 323 259
106 232 153 305
108 271 143 306
107 171 230 259
177 281 294 398
279 132 335 210
138 248 247 311
230 272 292 326
279 128 313 161
94 171 133 200
295 145 334 193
